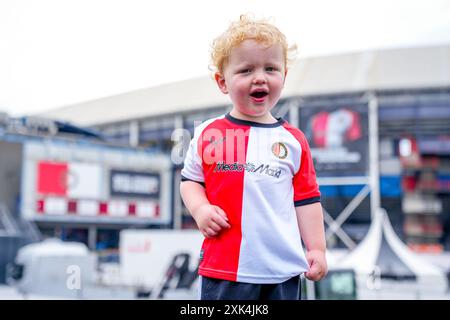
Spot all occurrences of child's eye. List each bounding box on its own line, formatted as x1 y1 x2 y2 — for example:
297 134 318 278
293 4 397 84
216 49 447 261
266 67 276 72
239 69 251 74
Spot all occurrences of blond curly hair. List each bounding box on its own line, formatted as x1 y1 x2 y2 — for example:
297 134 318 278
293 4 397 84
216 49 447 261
210 14 297 74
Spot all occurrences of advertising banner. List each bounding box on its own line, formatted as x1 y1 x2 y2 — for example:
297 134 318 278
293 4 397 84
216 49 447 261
110 170 160 198
37 161 102 199
299 103 369 176
22 140 172 225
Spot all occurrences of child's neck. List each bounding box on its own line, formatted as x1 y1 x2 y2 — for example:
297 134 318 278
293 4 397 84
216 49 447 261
230 110 277 124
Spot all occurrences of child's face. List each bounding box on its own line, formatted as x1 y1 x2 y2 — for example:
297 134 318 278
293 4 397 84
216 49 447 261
215 39 286 121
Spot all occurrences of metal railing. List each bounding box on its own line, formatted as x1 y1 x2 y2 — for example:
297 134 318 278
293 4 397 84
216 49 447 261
0 204 20 236
0 203 41 241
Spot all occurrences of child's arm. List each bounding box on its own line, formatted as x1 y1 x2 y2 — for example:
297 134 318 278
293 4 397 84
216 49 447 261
180 181 230 238
295 202 328 281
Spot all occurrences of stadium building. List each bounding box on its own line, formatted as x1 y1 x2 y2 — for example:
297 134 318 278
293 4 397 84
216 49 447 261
41 44 450 253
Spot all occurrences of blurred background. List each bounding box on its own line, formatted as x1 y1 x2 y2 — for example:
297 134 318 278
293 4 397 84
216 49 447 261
1 0 449 300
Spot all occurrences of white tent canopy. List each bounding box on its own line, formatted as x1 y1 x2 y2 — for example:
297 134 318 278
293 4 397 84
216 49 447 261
335 208 448 296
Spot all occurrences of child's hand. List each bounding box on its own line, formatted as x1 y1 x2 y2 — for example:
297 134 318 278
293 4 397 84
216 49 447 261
193 204 231 238
305 250 328 281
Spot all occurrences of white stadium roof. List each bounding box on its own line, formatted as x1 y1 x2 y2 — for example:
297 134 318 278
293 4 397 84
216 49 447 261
41 44 450 126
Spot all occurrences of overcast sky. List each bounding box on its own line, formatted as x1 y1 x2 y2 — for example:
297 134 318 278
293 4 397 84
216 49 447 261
1 0 450 117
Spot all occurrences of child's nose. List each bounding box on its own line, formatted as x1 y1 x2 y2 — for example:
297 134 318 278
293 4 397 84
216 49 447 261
252 71 267 84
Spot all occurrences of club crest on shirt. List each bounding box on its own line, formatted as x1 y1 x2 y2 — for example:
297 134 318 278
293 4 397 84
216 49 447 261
271 142 288 159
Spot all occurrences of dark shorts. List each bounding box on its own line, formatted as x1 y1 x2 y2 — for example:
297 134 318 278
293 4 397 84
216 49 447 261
199 275 301 300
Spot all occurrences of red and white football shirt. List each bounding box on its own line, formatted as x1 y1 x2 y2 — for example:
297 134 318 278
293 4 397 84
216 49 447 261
181 113 321 283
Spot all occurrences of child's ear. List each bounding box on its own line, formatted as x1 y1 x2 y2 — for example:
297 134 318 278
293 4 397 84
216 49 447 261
215 72 228 94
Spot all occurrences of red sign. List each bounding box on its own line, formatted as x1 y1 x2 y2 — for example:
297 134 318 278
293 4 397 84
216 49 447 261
37 162 68 196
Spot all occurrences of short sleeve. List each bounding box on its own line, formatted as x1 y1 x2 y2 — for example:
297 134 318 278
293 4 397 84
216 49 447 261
180 126 205 185
293 134 321 206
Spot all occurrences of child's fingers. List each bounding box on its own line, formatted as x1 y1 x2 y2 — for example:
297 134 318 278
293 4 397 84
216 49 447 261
307 271 323 281
213 206 229 221
209 221 222 232
306 262 324 281
212 214 230 229
305 272 318 281
203 228 218 238
212 207 231 228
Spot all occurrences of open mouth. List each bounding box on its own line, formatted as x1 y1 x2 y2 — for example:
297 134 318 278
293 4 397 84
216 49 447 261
250 91 268 99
